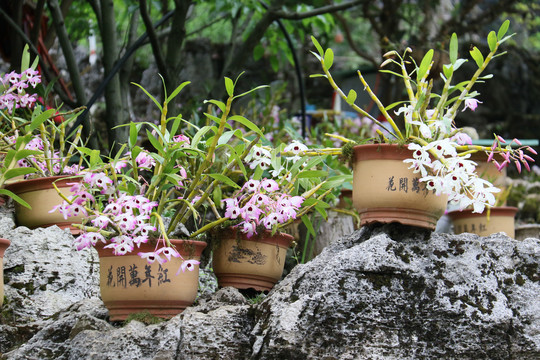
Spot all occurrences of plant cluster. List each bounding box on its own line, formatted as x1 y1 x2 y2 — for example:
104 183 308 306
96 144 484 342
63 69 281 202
312 20 536 213
48 75 345 272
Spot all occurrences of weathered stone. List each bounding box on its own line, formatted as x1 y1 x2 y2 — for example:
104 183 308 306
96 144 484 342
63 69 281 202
1 219 539 359
0 214 100 324
251 225 540 359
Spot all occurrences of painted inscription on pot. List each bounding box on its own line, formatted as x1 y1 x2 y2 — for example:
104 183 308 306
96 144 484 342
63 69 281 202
386 176 434 196
106 264 171 288
228 245 267 265
454 223 488 234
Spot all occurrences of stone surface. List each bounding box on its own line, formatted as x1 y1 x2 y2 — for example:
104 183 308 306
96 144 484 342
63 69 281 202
1 217 539 359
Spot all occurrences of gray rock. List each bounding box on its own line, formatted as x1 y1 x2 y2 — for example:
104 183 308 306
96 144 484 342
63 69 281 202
251 225 540 359
0 218 100 323
2 222 539 359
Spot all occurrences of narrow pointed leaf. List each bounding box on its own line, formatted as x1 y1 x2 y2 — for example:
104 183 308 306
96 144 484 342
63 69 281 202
324 48 334 69
497 20 510 40
224 77 234 97
311 36 324 57
449 33 458 64
487 31 498 52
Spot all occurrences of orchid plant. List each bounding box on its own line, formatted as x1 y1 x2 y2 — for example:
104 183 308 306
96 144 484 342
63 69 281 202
52 75 344 274
221 137 348 238
311 20 536 214
0 45 84 207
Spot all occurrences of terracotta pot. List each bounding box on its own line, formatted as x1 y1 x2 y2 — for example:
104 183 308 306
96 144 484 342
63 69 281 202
0 238 10 308
448 206 518 238
352 144 448 230
4 176 85 233
96 239 206 321
212 229 293 292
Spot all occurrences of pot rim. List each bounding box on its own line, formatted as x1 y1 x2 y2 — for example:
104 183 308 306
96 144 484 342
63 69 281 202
447 206 518 219
4 175 81 194
353 143 414 161
95 238 207 258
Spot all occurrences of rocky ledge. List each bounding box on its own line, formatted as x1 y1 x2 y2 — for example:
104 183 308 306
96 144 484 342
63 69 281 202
1 215 539 359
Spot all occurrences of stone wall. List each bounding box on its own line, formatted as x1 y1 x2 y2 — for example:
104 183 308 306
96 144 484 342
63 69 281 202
1 208 539 359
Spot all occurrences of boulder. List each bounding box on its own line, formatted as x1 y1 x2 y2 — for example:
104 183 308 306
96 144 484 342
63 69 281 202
1 220 539 359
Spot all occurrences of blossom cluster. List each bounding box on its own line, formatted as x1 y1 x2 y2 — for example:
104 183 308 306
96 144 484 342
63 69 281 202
15 135 83 177
50 149 199 275
405 136 536 213
222 178 304 237
0 69 41 112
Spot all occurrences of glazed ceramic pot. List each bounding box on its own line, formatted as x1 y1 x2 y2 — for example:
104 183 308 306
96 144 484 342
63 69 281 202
352 144 448 230
4 176 85 233
0 238 10 308
213 229 293 292
448 206 518 238
96 239 206 321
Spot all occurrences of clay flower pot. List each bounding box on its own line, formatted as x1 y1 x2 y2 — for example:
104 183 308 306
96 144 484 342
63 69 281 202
352 144 448 230
95 239 206 321
4 176 85 233
213 229 293 292
0 238 10 308
448 206 518 238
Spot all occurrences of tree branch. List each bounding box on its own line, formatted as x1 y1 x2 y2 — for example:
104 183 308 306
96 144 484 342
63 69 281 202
139 0 169 81
271 0 366 20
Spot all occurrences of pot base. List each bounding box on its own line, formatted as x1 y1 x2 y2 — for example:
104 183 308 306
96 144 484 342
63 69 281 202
106 300 192 321
216 273 278 292
358 207 441 230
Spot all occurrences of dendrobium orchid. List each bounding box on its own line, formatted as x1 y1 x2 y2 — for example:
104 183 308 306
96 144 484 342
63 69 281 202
222 177 305 237
312 20 536 214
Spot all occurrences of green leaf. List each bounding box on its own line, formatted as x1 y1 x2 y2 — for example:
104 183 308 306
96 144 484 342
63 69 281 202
269 56 279 73
3 167 36 180
384 100 408 111
0 188 31 209
297 170 328 179
20 44 30 72
208 173 241 189
469 46 484 68
224 77 234 97
301 214 316 237
28 108 56 132
453 58 468 71
14 149 41 161
233 85 269 100
217 130 237 146
129 122 139 148
378 69 406 79
324 48 334 69
346 89 357 105
131 82 162 112
166 81 190 104
498 20 510 40
146 129 164 153
228 115 265 138
203 99 226 113
449 33 458 64
487 31 498 52
253 43 265 61
311 36 324 57
191 126 212 147
418 49 434 81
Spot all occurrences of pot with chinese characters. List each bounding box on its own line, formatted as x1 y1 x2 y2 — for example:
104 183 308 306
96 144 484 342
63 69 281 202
213 228 293 292
95 239 206 321
448 206 518 238
4 176 85 234
352 144 448 230
0 238 10 308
